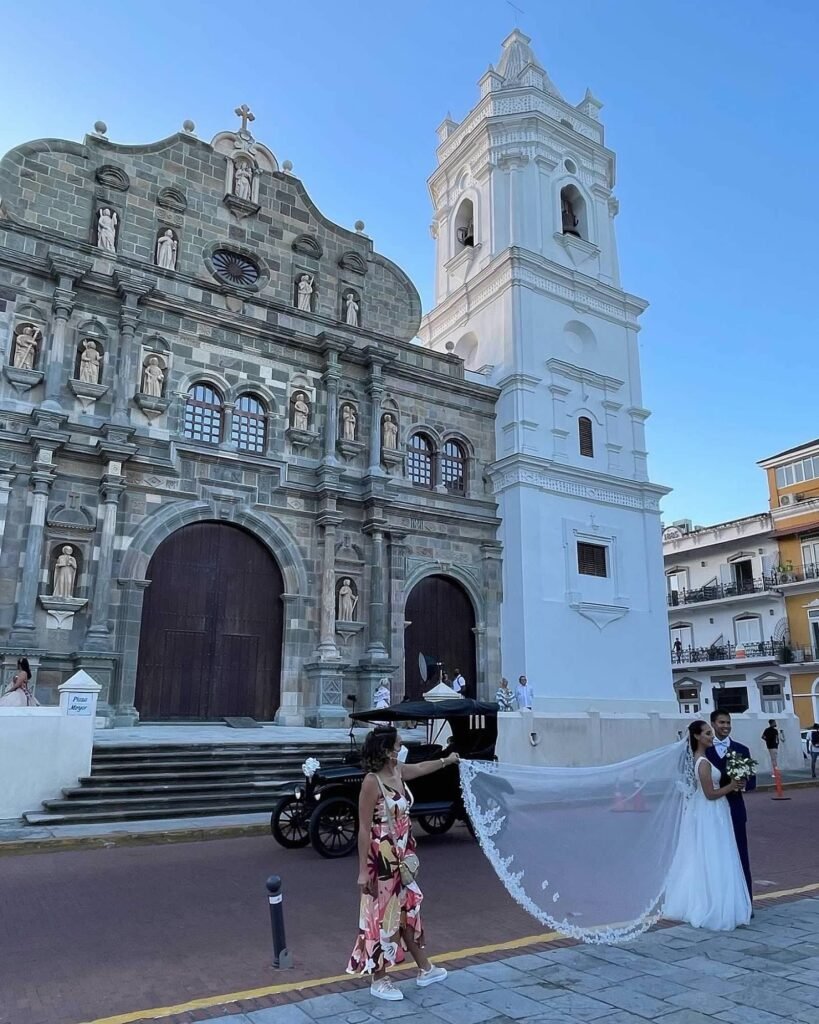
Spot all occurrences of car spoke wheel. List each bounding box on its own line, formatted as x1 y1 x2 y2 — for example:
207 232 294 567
270 796 310 848
309 796 358 858
416 811 456 835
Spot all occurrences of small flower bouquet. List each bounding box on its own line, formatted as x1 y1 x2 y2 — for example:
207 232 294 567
302 757 321 779
725 750 757 781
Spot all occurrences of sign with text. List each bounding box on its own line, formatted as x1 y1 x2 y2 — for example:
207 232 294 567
66 693 93 716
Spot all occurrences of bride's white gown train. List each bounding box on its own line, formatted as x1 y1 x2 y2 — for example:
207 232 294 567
663 756 752 930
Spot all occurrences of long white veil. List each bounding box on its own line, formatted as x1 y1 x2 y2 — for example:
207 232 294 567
460 740 692 945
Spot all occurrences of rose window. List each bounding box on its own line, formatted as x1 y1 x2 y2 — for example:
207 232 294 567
211 249 259 286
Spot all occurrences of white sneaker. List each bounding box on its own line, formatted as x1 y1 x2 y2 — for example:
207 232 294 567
417 965 448 987
370 976 404 1001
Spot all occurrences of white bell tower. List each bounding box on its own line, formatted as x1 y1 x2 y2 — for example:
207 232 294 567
420 31 673 711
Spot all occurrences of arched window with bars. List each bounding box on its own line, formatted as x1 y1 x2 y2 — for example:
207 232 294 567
183 383 223 444
407 433 434 488
231 394 267 454
578 416 594 458
441 439 467 494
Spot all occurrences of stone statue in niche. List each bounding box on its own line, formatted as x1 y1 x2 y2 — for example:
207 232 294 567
12 325 40 370
296 274 314 312
233 160 253 201
341 403 357 441
344 292 360 327
52 545 78 599
337 578 358 622
79 339 102 384
156 229 178 270
97 208 118 252
382 413 398 449
141 356 165 397
291 391 310 431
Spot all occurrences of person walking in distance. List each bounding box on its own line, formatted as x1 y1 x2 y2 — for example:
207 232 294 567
761 719 780 771
348 727 459 1000
706 710 756 901
515 674 534 709
808 723 819 779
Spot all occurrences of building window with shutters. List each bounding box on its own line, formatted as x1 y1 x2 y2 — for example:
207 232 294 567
578 416 594 458
407 433 434 488
231 393 267 454
440 440 467 494
183 383 223 445
577 541 608 577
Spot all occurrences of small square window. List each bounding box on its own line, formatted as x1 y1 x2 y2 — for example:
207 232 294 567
577 541 607 577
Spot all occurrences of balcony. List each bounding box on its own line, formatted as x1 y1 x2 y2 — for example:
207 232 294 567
667 576 777 608
670 640 819 668
772 562 819 589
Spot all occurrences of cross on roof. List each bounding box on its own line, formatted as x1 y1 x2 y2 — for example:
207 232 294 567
234 104 255 133
506 0 525 17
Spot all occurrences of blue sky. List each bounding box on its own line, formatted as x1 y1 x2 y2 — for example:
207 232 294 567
1 0 817 528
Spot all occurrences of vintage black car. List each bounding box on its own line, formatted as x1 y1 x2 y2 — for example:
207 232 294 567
270 697 498 858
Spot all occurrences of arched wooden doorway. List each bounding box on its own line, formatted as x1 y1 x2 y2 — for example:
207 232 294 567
403 574 477 700
135 522 284 720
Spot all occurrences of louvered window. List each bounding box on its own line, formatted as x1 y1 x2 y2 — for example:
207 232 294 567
577 542 607 577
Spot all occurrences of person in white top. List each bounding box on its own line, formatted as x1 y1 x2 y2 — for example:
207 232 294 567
451 670 466 696
515 675 534 709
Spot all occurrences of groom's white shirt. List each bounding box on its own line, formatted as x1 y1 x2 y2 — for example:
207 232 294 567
713 737 730 759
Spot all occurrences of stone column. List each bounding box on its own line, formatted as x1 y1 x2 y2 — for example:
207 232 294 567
10 451 57 640
42 282 76 411
316 513 342 660
322 367 340 463
112 276 152 426
111 577 151 726
366 356 387 475
363 524 388 661
0 459 16 568
85 463 127 650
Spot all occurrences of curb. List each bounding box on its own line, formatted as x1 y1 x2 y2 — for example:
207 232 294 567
0 821 269 857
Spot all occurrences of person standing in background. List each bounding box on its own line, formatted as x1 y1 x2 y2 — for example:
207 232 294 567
761 719 780 770
808 724 819 779
451 669 466 696
495 677 515 711
515 675 534 710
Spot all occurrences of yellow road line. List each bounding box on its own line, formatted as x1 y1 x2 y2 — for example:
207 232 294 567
79 880 819 1024
78 929 562 1024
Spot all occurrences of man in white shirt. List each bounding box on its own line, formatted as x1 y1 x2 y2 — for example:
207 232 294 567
452 669 466 696
515 675 534 709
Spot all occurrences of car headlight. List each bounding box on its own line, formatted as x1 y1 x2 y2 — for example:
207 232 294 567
295 786 303 801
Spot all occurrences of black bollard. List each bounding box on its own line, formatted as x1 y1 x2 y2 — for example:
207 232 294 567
266 874 293 968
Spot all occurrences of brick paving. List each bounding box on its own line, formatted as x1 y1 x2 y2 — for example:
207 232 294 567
0 786 817 1024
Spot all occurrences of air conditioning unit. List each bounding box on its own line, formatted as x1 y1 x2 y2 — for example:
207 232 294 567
780 495 793 506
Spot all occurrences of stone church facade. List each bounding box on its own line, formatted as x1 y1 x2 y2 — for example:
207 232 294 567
0 111 502 726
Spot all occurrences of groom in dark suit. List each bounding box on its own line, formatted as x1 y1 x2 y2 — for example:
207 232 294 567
707 709 756 899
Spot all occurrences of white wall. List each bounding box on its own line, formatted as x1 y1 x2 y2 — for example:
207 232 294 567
0 672 99 820
497 710 804 771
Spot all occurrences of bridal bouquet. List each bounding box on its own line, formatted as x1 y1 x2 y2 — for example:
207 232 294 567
302 757 321 779
725 750 757 781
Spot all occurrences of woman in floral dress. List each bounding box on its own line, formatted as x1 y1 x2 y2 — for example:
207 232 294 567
348 726 460 1000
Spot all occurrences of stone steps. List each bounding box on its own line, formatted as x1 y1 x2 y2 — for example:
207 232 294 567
23 740 354 827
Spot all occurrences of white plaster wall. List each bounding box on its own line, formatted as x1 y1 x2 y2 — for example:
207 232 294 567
497 710 804 771
0 708 95 819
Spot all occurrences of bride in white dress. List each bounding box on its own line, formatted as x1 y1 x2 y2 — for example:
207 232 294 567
663 720 752 930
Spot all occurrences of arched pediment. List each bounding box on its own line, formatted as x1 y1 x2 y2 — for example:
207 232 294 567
338 250 367 275
292 233 323 259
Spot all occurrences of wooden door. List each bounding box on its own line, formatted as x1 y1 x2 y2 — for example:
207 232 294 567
403 575 477 700
135 523 283 720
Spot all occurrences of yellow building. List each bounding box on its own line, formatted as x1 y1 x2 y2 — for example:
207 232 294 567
759 439 819 726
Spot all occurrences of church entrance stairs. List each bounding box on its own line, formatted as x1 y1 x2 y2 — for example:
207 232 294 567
22 740 352 827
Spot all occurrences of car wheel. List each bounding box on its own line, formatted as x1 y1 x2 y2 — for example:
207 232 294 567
416 811 456 835
270 796 310 848
309 796 358 858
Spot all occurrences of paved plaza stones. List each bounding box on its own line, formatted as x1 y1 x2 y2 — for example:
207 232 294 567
204 898 819 1024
